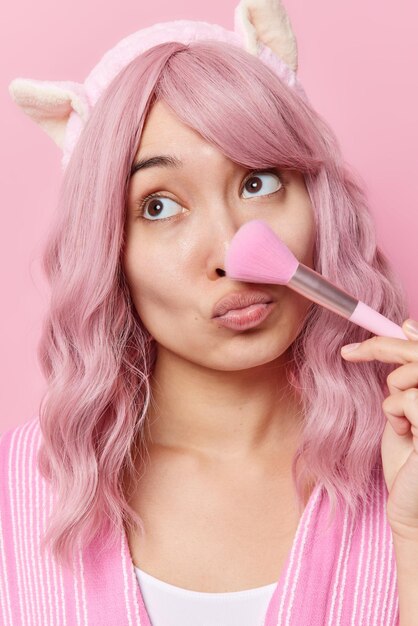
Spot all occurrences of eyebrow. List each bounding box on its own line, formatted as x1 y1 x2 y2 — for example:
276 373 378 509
130 155 183 178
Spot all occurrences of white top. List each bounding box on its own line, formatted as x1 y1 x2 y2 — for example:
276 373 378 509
134 565 277 626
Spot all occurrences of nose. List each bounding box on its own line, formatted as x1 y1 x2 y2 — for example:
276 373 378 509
204 210 241 281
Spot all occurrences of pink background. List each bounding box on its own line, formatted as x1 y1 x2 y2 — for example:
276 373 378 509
1 0 417 432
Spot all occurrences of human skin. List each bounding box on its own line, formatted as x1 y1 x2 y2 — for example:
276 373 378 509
123 99 317 463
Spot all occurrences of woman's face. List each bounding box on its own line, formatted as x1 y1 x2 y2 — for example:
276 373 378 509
123 99 317 371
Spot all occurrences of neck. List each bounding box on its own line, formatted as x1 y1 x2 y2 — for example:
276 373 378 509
144 345 304 462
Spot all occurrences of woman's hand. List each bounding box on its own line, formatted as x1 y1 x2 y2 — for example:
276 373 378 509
341 319 418 540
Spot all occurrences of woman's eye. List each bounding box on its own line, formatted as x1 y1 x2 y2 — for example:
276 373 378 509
136 170 284 222
138 195 183 221
241 171 284 198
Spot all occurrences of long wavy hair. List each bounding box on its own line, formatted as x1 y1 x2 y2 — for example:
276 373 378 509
36 39 410 569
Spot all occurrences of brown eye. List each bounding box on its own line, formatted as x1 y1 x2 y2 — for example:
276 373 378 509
140 195 183 221
242 171 284 198
147 198 164 218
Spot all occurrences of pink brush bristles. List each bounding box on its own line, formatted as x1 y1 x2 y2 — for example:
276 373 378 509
225 219 299 284
225 219 408 340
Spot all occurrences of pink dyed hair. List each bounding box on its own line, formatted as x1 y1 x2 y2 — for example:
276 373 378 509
36 39 410 568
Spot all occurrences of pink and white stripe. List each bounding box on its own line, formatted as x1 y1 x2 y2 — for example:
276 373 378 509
0 417 400 625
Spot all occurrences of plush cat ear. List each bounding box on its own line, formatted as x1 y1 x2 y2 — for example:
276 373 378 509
234 0 298 72
8 78 90 149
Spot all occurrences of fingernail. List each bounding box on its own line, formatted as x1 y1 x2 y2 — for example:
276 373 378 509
341 342 360 353
404 319 418 336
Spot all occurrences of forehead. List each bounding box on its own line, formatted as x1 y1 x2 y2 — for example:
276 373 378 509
138 100 203 150
133 99 229 169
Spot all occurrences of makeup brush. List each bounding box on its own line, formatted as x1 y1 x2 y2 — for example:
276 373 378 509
224 219 408 341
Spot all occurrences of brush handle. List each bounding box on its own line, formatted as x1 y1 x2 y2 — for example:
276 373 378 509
289 264 408 340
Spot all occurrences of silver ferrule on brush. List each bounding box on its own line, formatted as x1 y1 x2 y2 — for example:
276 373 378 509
289 264 358 318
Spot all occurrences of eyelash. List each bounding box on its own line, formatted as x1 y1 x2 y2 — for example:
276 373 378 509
134 168 286 223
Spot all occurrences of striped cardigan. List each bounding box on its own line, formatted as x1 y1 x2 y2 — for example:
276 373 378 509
0 416 400 625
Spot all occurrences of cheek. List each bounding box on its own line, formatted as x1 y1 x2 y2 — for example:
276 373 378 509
298 214 316 269
286 190 316 267
274 208 316 271
122 236 189 331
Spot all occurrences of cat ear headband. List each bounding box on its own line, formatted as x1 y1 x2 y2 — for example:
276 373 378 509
8 0 307 171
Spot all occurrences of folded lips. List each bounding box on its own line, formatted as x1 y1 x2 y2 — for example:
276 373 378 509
212 292 274 318
218 301 273 316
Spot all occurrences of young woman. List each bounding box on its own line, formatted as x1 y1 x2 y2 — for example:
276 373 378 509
3 1 418 624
